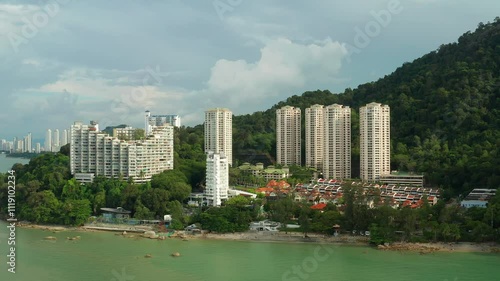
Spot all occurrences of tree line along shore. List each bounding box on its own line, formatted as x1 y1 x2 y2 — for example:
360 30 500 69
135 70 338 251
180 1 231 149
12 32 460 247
1 143 500 247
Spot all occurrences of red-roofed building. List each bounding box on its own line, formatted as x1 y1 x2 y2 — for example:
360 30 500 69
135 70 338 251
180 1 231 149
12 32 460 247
427 196 438 206
311 203 327 210
410 199 424 209
266 180 278 188
277 180 291 189
402 200 412 208
256 187 274 194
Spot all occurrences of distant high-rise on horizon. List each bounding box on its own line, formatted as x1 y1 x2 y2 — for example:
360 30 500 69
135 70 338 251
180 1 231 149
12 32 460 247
145 110 181 136
62 129 69 146
53 129 60 152
360 102 390 181
26 132 32 153
45 129 52 152
204 108 232 166
16 139 23 152
276 106 301 166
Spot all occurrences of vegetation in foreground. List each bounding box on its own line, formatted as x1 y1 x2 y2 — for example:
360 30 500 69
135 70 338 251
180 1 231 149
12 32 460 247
1 149 499 244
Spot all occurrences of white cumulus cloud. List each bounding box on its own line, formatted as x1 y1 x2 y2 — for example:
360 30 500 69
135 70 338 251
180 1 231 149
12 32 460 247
202 37 347 111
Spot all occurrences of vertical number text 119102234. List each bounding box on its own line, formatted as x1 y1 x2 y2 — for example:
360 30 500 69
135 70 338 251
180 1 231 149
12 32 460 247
7 170 17 274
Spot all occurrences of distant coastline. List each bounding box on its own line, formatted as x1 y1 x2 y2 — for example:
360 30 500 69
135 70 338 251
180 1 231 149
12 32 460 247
5 152 39 159
13 221 500 254
0 153 31 172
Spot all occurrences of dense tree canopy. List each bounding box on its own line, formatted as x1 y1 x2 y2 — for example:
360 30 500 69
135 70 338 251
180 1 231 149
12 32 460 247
229 19 500 196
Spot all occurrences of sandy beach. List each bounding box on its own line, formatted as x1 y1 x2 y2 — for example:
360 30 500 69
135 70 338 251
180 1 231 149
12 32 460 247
195 231 370 245
16 223 76 232
193 232 500 253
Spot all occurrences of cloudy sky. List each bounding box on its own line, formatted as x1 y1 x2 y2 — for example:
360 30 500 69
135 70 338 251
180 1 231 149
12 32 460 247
0 0 498 140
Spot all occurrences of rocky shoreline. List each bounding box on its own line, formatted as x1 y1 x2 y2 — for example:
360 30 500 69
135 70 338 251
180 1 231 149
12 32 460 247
196 231 370 245
14 222 500 253
377 242 500 254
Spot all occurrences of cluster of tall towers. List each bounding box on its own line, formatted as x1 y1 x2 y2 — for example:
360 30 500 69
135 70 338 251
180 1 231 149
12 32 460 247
45 128 70 152
10 132 33 153
5 129 70 154
276 102 391 181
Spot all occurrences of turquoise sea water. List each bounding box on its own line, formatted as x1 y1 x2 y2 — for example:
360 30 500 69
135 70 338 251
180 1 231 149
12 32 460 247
0 221 499 281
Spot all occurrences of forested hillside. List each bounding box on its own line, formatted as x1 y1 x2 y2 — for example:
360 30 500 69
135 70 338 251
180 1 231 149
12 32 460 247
232 18 500 196
2 19 497 227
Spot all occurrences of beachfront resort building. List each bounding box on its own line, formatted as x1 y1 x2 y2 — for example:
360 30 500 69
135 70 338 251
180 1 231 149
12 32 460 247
276 106 301 166
70 120 174 183
100 207 131 223
205 151 229 207
204 108 232 166
360 102 391 181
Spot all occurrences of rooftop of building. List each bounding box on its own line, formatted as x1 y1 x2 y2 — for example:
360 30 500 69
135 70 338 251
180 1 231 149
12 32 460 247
262 168 289 174
100 207 131 214
382 171 423 177
205 108 231 112
462 188 497 202
463 195 491 201
238 163 289 172
363 102 389 107
277 105 301 111
468 188 497 194
149 114 179 117
311 203 327 210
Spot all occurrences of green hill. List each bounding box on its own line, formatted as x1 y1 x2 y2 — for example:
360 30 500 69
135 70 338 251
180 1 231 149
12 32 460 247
230 18 500 196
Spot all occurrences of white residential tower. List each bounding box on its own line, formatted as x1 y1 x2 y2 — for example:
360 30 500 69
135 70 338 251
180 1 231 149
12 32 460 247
205 152 229 207
323 104 351 179
276 106 301 166
204 108 232 166
70 121 174 183
45 129 52 152
359 102 390 181
305 105 325 170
